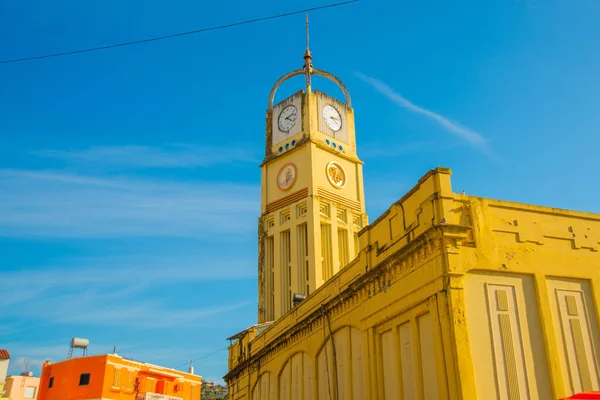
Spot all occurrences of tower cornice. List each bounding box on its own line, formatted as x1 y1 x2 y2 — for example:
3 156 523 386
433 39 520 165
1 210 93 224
259 136 363 168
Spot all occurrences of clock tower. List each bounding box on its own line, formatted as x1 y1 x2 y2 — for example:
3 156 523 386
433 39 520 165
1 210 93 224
258 19 368 323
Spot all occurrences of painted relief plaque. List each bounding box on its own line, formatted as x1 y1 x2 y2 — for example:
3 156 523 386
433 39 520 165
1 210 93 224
326 161 346 189
277 163 297 191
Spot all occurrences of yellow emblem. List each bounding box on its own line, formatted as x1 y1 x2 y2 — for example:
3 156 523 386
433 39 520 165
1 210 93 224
326 161 346 189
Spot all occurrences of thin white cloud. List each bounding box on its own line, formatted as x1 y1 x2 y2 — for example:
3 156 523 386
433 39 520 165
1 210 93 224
0 322 26 337
0 254 255 329
36 144 259 169
0 169 259 238
1 279 252 328
7 345 73 358
0 258 254 299
5 292 250 328
359 140 466 159
359 141 428 159
355 72 491 154
51 298 251 328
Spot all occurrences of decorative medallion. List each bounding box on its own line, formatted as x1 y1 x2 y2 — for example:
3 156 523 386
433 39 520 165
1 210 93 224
277 163 297 191
326 161 346 189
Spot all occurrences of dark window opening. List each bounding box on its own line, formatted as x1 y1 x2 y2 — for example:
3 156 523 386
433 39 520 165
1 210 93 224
48 377 54 388
79 373 91 386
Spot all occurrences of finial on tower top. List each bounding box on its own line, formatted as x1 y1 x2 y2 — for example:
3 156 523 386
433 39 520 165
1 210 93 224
303 14 313 90
305 14 310 51
267 14 352 110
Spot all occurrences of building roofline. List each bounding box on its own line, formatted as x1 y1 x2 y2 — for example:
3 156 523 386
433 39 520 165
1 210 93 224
227 322 274 341
44 354 200 380
463 195 600 220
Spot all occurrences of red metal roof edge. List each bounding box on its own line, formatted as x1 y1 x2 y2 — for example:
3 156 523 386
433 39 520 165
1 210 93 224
561 392 600 399
0 349 10 359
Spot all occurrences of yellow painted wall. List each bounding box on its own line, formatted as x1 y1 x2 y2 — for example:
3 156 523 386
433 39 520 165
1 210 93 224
263 145 311 207
311 145 361 204
227 167 600 400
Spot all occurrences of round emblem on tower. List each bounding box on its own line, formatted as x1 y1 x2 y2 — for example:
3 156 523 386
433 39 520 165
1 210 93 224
326 161 346 189
277 163 297 191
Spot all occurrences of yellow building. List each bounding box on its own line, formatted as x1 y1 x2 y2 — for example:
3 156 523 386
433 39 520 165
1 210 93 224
225 34 600 400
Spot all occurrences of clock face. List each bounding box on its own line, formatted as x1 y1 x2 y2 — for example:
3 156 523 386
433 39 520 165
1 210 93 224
277 163 297 191
322 105 342 132
278 105 298 133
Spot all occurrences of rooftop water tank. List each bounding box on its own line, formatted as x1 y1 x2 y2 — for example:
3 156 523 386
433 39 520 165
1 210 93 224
70 338 89 348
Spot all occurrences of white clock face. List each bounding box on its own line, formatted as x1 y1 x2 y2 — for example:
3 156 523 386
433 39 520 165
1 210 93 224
322 105 342 132
278 105 298 133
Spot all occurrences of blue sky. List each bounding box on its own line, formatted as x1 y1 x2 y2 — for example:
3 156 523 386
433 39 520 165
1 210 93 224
1 0 599 384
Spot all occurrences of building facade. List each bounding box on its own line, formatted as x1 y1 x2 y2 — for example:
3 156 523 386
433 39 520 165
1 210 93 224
38 354 202 400
3 375 40 400
225 45 600 399
0 350 10 399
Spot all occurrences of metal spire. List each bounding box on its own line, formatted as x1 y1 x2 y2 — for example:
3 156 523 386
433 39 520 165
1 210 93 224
303 14 313 91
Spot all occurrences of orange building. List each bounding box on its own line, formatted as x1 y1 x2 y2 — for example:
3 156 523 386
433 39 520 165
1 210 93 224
38 354 202 400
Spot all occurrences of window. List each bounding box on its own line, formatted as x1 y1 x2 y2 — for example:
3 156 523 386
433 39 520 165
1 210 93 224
155 380 165 394
321 223 333 280
338 228 349 269
79 373 91 386
146 377 156 392
265 216 275 230
352 213 362 228
336 208 347 223
280 230 292 313
112 367 121 387
48 377 54 388
319 202 330 217
24 386 36 399
296 202 307 217
126 370 133 390
280 209 291 225
265 236 275 321
296 223 309 295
